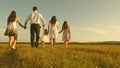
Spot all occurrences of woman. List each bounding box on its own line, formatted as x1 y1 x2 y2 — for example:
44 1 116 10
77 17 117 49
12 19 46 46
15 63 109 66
5 11 25 50
48 16 59 48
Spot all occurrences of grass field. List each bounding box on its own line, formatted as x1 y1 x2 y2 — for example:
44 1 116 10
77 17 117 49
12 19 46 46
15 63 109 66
0 43 120 68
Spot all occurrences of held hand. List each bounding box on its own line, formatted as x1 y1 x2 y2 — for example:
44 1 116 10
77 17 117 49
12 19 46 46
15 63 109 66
58 31 61 34
58 31 60 34
42 25 45 27
24 26 27 29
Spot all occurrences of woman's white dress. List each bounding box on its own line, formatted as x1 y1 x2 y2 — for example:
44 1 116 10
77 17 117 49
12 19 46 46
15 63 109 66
48 22 59 38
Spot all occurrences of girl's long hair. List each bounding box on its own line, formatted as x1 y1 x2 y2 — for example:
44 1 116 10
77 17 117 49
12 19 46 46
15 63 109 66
62 21 69 30
50 16 57 26
7 11 16 22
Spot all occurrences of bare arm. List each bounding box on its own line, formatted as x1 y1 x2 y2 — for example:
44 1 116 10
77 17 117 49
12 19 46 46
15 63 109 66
17 18 25 28
59 29 63 34
39 13 45 27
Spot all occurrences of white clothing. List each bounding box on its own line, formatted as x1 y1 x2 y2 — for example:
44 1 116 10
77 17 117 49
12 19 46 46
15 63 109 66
25 10 45 25
6 22 18 36
40 35 48 42
48 21 59 38
7 22 17 31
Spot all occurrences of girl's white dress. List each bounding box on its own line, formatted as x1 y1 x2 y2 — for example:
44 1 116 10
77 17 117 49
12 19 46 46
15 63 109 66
40 35 48 42
48 21 59 38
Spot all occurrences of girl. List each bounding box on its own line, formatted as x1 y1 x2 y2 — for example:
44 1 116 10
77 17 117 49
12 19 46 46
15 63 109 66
59 21 71 48
48 16 59 48
40 29 49 48
4 11 25 50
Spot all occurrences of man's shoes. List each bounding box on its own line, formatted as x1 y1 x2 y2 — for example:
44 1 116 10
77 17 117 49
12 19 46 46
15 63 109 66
35 43 39 48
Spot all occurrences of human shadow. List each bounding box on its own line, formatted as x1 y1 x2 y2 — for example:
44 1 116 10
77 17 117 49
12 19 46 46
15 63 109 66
0 50 19 68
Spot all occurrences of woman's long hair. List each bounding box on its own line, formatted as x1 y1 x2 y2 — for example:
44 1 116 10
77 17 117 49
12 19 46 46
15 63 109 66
7 11 16 22
50 16 57 26
62 21 69 30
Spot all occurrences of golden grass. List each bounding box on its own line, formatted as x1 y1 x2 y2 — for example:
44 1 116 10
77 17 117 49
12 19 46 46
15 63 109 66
0 43 120 68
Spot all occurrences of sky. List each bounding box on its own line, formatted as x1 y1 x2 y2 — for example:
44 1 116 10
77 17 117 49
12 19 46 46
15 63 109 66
1 0 120 42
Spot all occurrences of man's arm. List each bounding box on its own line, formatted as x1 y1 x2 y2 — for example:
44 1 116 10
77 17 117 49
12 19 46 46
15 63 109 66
39 13 45 27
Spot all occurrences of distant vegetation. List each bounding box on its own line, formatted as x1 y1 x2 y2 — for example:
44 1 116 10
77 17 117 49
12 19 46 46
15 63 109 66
0 43 120 68
1 41 120 45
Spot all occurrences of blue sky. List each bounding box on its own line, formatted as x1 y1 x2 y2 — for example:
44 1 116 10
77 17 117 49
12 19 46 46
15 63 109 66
1 0 120 42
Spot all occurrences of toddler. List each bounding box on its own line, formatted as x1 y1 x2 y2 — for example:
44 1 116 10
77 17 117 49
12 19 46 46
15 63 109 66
40 29 49 48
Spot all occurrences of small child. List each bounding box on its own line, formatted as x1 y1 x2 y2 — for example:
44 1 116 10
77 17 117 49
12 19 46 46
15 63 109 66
59 21 71 48
40 29 49 48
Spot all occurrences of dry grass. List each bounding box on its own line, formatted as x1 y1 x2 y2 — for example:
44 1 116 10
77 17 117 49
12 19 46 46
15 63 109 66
0 43 120 68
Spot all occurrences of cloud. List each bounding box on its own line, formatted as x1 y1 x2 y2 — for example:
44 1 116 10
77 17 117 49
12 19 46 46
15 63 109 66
81 23 120 35
81 27 109 35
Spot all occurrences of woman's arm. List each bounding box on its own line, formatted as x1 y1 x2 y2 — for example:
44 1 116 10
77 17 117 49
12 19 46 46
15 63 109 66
16 18 25 28
59 29 63 34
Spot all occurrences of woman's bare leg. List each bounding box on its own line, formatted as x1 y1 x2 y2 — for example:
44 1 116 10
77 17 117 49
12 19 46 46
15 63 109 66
9 36 12 47
53 38 55 48
50 38 53 48
12 36 17 49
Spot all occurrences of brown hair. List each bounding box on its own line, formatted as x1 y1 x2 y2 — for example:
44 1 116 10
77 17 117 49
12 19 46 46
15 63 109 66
33 6 37 11
62 21 69 30
50 16 57 26
7 11 16 22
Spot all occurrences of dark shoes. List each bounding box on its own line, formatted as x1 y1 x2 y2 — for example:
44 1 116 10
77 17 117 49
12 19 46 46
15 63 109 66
35 43 39 48
31 43 39 48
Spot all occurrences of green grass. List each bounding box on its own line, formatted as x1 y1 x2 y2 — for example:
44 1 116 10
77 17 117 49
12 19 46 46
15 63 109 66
0 43 120 68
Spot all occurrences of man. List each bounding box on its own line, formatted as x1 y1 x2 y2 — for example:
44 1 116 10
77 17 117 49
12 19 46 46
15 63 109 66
24 6 45 48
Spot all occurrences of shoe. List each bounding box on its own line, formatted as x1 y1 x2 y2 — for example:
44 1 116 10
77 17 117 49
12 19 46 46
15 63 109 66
12 46 16 50
35 43 39 48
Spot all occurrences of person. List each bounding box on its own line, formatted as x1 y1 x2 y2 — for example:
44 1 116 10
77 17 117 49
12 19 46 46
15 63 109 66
24 6 45 48
48 16 59 48
4 11 25 50
40 29 49 48
59 21 71 48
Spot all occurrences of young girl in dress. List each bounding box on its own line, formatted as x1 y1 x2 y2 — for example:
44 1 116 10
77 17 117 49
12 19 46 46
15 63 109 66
59 21 71 48
4 11 25 50
40 29 49 48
